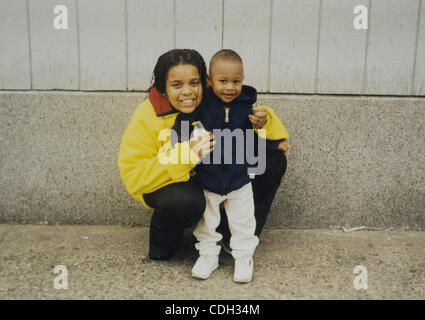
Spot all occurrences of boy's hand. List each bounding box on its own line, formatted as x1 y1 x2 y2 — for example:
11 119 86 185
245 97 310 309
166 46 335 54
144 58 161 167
249 107 267 129
277 141 292 154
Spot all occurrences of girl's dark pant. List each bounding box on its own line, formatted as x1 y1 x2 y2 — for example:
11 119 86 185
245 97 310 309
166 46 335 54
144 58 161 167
144 149 287 260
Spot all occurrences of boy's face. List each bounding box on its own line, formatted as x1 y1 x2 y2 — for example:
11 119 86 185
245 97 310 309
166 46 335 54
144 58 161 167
208 60 244 103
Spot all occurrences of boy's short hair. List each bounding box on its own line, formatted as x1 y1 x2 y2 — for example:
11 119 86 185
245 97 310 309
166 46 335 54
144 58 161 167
209 49 243 73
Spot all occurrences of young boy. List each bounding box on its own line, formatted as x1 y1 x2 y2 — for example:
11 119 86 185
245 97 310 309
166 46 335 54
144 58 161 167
190 49 290 283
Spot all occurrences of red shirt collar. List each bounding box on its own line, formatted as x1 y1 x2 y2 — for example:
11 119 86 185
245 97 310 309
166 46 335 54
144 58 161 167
148 87 176 116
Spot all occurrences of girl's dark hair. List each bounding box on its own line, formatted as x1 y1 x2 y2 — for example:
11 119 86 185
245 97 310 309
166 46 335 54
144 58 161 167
151 49 207 94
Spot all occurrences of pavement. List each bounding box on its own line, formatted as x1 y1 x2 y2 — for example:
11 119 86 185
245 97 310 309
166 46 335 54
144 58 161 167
0 224 424 300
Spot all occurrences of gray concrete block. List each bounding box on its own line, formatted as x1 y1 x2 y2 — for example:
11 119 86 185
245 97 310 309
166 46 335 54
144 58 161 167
259 94 425 229
0 91 149 226
0 92 424 229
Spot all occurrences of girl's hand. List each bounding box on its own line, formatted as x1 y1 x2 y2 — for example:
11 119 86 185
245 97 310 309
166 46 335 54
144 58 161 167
249 107 267 129
189 131 215 158
277 141 292 154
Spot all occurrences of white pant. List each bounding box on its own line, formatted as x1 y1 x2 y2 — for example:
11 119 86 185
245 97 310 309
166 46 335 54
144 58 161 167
193 182 259 259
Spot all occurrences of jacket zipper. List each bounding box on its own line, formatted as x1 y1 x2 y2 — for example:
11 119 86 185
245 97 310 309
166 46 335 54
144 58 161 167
225 107 230 123
222 107 230 194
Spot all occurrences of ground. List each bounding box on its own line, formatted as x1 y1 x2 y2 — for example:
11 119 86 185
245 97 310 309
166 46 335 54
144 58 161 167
0 224 424 299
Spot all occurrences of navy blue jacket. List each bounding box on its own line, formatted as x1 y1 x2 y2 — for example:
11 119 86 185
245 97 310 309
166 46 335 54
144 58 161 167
171 85 284 195
194 85 258 195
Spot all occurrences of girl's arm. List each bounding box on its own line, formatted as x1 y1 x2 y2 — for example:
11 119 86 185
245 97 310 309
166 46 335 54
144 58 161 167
118 109 214 203
249 105 289 141
119 140 199 196
118 108 199 203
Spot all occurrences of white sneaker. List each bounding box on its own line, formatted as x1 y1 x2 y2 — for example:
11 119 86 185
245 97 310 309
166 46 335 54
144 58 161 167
234 257 254 283
192 255 219 279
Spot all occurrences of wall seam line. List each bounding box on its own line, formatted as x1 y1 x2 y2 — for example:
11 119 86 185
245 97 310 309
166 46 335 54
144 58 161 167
26 0 33 89
173 0 176 48
362 0 371 95
314 0 323 93
267 0 273 93
125 0 129 91
76 0 81 91
221 0 224 49
411 0 422 95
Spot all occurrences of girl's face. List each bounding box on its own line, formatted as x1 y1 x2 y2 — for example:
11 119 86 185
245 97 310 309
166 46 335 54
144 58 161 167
165 64 203 113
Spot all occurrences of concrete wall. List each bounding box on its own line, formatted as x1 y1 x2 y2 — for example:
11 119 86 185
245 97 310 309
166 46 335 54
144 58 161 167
1 1 424 229
1 91 424 229
1 0 424 95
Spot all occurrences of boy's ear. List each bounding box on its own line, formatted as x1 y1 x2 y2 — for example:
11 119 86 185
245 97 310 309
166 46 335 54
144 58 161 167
206 74 212 86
